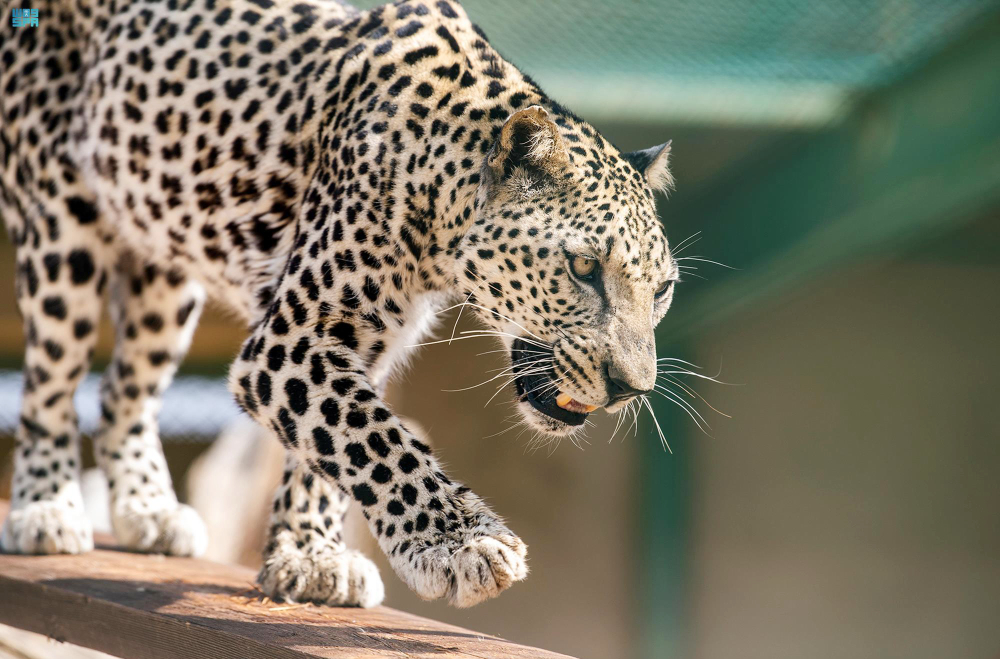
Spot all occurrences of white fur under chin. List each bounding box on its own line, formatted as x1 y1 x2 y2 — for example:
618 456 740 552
518 401 581 436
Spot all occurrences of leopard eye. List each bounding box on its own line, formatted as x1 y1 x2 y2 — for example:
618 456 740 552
654 280 675 299
569 255 598 281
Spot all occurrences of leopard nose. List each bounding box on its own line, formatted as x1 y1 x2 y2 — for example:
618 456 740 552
605 363 651 403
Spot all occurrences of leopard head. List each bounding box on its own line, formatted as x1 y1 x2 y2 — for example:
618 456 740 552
457 106 677 435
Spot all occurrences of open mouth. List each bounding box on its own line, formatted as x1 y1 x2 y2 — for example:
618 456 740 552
511 338 598 426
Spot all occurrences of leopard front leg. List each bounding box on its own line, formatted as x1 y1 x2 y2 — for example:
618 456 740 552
231 326 527 608
93 255 207 556
0 203 108 555
257 454 383 607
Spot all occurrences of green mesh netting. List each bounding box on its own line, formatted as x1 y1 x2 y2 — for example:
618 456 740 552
350 0 1000 124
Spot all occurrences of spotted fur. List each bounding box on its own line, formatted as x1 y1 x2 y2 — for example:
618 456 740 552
1 0 678 607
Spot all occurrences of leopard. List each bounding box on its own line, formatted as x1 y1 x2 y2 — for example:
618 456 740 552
0 0 678 608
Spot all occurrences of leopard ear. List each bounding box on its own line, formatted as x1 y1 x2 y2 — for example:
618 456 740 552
487 105 567 182
623 141 673 192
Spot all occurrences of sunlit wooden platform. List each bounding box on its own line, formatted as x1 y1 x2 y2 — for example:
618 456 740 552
0 503 575 659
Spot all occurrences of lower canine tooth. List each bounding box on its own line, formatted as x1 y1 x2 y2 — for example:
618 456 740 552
555 394 598 413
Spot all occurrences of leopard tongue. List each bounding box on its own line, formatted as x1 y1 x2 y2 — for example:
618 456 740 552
555 393 599 414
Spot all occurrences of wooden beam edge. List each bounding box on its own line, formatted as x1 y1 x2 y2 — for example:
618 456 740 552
0 504 577 659
0 574 307 659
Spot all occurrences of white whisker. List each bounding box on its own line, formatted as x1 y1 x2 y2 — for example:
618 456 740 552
657 369 728 385
660 376 731 418
439 298 550 346
675 256 736 270
641 395 673 453
656 356 704 367
608 407 628 444
447 363 552 393
651 387 712 435
446 293 473 345
670 231 701 256
458 329 551 351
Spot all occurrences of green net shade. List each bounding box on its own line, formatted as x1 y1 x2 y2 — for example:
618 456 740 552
353 0 1000 125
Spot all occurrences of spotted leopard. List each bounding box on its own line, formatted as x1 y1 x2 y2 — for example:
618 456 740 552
0 0 677 607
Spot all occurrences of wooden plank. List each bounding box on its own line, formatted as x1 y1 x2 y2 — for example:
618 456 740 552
0 505 575 659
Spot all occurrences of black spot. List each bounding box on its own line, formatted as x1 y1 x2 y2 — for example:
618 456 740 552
73 319 93 339
345 442 370 468
320 398 340 426
331 377 354 396
371 463 392 483
352 483 377 506
257 371 272 405
346 410 367 428
321 460 341 479
285 378 309 415
396 20 422 38
67 250 95 284
43 340 64 361
42 253 61 282
195 90 214 107
42 296 67 320
436 1 458 18
313 427 335 455
402 483 418 505
486 80 505 99
310 353 327 385
149 350 170 366
277 407 297 446
22 260 39 297
64 199 100 229
362 276 380 301
435 25 460 52
267 345 286 371
291 336 310 364
387 75 412 97
367 432 390 458
272 314 289 335
329 322 358 349
224 78 248 100
176 300 197 325
141 313 164 332
398 452 419 474
387 499 405 515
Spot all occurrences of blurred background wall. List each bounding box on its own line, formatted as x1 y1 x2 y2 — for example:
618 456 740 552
2 1 1000 658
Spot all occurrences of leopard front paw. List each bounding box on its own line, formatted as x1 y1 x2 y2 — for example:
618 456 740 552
393 529 528 608
111 499 208 556
259 541 384 608
1 497 94 555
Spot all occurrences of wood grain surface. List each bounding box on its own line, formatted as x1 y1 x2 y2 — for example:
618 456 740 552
0 503 575 659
